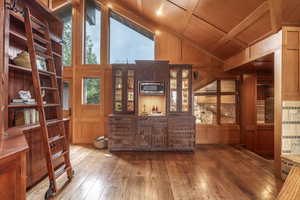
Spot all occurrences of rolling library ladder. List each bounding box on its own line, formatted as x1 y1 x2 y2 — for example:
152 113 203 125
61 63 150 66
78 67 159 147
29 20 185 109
22 6 73 199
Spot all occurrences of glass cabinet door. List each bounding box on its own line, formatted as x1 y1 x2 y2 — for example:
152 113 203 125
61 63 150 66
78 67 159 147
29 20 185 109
181 70 190 112
127 70 135 112
170 70 178 112
114 70 123 112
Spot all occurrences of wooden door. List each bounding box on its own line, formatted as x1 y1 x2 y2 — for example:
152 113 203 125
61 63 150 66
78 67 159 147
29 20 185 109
240 74 257 151
62 79 73 142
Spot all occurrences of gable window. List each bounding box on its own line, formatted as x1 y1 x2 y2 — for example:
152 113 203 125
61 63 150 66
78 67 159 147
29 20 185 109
194 79 239 125
55 5 72 67
109 11 155 64
84 0 101 64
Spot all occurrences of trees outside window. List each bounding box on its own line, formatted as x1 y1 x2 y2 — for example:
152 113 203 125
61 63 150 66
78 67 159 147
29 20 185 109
55 5 72 66
83 78 100 104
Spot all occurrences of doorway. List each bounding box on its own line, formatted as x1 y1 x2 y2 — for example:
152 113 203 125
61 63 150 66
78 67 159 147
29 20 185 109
62 79 73 143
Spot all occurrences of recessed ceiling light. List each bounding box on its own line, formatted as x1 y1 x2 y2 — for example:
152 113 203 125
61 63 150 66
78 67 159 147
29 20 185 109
155 30 160 35
156 9 162 16
107 3 113 8
156 5 163 16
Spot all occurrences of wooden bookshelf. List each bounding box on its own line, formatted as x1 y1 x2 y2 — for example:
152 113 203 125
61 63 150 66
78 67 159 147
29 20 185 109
2 0 67 189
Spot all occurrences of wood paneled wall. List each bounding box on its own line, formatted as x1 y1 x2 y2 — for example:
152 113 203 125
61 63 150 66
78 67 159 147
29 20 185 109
51 0 220 144
196 125 240 144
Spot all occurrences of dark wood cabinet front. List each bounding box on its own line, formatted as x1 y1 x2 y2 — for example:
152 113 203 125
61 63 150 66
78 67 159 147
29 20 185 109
109 61 195 152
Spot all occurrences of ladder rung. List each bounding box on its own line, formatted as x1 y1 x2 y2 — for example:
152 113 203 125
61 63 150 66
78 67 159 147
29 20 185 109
38 69 56 76
43 104 61 107
47 119 64 126
33 33 49 44
30 15 46 29
49 135 65 144
41 87 58 91
52 151 68 160
36 51 53 60
55 165 71 179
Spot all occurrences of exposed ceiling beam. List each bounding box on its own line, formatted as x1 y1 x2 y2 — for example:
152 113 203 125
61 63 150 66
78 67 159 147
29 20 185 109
101 0 224 63
168 0 247 49
136 0 143 13
211 1 270 51
268 0 282 33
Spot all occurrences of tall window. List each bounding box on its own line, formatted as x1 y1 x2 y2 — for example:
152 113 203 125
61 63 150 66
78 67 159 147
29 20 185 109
84 0 101 64
109 11 155 64
194 79 238 125
55 5 72 66
83 78 100 104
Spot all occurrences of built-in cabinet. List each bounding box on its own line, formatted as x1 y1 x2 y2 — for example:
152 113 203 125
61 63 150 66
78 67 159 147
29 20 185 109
169 65 192 113
240 73 274 157
109 61 195 151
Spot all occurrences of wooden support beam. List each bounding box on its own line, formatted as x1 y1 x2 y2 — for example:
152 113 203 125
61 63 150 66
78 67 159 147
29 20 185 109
211 1 270 51
223 31 282 71
268 0 282 33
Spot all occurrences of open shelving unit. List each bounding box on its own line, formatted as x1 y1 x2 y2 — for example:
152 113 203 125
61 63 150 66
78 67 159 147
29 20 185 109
3 0 70 188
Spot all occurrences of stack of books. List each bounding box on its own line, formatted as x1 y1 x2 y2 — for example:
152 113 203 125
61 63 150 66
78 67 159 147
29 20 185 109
11 99 36 104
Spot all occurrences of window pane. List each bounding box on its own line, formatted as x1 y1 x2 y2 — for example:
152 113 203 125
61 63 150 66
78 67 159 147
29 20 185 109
56 5 72 66
110 12 154 64
63 82 70 110
83 78 100 104
182 70 189 112
84 0 101 64
221 80 236 92
194 95 217 124
196 81 217 93
170 70 178 112
221 95 236 124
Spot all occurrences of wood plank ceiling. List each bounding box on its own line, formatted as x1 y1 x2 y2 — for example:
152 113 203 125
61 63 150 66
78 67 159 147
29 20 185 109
116 0 273 60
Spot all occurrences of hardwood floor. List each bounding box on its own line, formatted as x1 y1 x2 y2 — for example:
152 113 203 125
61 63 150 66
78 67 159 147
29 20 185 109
27 145 283 200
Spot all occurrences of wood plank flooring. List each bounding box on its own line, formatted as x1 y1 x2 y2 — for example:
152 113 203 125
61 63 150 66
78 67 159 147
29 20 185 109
27 145 283 200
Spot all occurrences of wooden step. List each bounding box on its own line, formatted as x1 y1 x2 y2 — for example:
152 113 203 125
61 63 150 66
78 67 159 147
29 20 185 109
33 33 49 44
49 135 65 144
41 87 58 91
46 119 64 126
54 165 71 179
52 151 68 160
38 69 56 76
43 103 61 107
36 51 53 60
30 15 46 29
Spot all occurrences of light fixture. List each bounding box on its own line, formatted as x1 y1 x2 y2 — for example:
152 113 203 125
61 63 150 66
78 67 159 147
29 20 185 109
155 30 160 35
156 9 162 16
107 3 113 8
156 5 163 16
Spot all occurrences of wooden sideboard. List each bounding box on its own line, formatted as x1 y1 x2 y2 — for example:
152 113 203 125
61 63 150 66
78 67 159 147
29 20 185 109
109 115 195 151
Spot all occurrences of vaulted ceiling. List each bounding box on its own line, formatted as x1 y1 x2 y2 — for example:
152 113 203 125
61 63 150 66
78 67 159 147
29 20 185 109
115 0 274 60
50 0 299 62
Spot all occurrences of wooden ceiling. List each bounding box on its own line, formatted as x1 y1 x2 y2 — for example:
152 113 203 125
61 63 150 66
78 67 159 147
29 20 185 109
50 0 300 63
115 0 274 60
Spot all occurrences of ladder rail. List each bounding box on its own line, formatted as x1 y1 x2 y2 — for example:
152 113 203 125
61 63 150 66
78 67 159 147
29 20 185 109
23 7 73 198
23 7 57 192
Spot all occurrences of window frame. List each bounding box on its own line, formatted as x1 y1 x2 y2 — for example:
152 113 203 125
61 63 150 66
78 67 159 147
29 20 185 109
194 79 239 125
83 0 102 65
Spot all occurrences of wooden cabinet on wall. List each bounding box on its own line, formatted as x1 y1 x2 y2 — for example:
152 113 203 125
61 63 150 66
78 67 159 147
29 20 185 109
282 27 300 100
